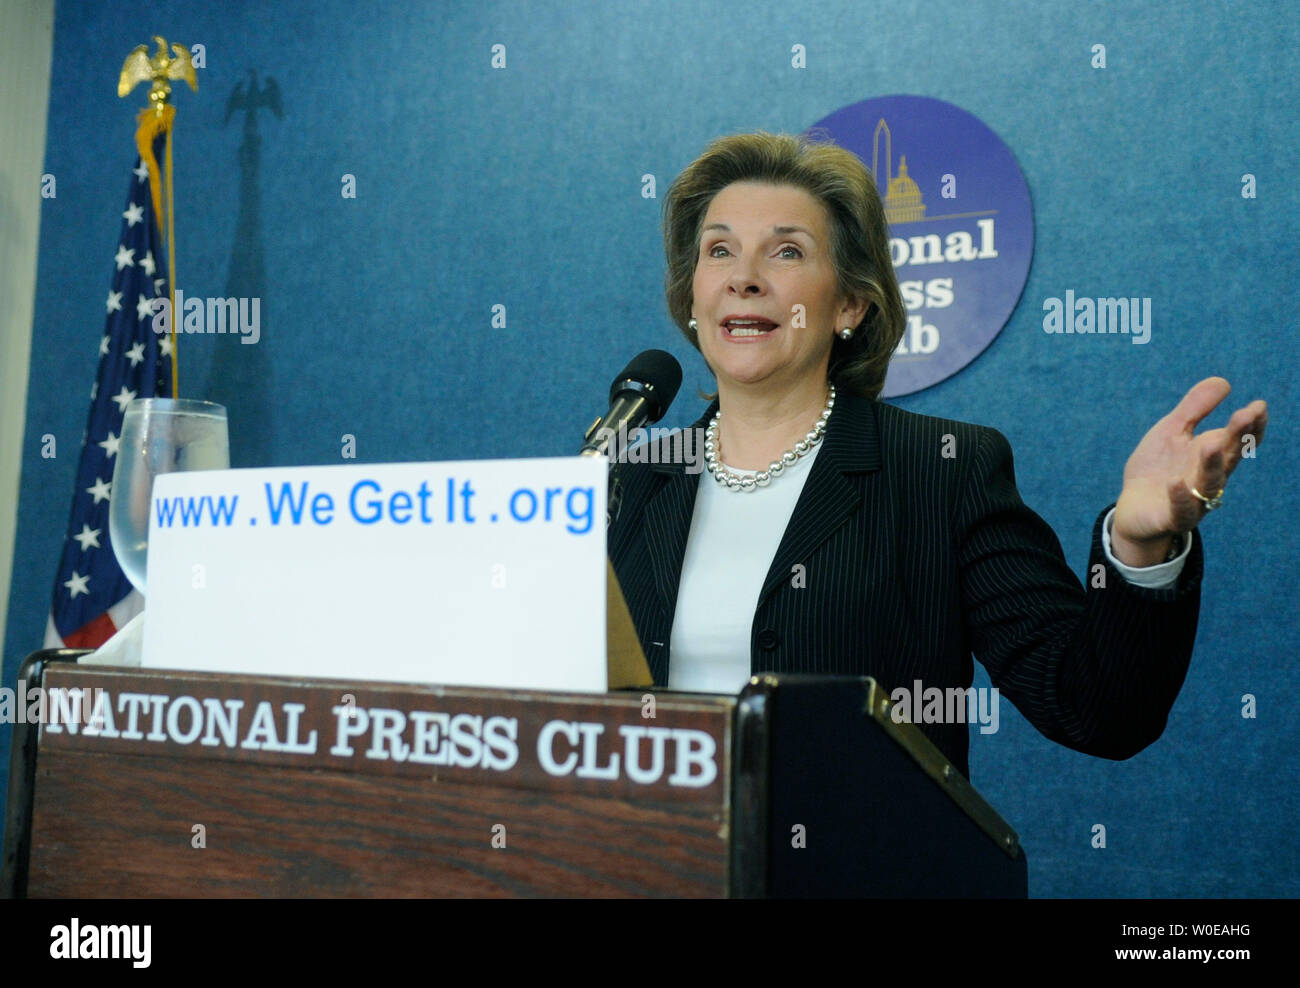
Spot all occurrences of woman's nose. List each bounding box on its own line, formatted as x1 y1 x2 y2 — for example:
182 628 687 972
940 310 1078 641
727 261 765 294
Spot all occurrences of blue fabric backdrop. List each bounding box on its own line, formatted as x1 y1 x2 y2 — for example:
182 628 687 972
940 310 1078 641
4 0 1297 897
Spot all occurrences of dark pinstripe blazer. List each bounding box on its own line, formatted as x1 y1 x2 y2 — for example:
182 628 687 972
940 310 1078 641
608 388 1203 777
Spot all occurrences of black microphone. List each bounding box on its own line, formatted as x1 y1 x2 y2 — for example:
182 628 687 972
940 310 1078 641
579 349 683 459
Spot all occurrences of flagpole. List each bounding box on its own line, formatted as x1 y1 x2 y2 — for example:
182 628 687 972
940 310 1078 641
164 117 178 397
118 36 197 398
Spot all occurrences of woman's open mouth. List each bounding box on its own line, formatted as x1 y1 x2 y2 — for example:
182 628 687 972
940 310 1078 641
723 317 779 338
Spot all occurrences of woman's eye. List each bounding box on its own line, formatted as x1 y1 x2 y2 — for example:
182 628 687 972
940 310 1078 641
705 244 801 259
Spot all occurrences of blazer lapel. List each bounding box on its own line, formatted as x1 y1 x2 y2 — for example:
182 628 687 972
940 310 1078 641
641 404 714 622
756 391 883 606
643 468 699 621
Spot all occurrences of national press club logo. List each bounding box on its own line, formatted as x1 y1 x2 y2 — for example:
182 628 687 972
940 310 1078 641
806 95 1034 397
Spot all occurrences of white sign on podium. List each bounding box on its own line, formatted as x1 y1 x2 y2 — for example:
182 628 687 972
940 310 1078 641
141 457 609 692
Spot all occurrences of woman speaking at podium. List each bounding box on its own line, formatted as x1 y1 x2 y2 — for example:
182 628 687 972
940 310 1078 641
607 131 1267 777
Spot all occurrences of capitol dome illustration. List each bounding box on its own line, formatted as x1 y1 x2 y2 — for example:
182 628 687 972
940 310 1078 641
871 118 926 223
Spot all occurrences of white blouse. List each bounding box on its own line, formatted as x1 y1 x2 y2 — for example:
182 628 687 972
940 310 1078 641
668 443 822 693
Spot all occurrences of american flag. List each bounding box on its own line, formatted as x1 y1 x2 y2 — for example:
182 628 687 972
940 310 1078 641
44 145 173 649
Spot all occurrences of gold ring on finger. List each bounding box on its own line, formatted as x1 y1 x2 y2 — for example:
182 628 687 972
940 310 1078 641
1190 486 1225 510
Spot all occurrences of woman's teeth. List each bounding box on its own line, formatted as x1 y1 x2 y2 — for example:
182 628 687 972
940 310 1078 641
726 321 776 337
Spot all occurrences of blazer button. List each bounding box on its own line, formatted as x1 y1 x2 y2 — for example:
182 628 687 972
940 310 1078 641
756 628 780 650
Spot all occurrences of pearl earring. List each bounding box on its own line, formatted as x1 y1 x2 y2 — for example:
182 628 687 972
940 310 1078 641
689 318 698 331
839 328 853 340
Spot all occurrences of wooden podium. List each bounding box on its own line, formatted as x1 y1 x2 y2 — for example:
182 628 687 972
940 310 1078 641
3 650 1026 897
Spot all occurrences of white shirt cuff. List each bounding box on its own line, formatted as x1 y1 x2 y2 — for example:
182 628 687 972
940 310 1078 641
1101 507 1191 589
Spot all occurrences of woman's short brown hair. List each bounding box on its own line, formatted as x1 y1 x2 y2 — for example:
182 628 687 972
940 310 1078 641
662 130 906 400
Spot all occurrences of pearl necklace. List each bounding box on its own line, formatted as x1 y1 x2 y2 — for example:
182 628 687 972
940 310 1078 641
704 384 836 492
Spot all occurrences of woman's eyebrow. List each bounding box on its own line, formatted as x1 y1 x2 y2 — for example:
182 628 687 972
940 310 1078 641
702 223 816 237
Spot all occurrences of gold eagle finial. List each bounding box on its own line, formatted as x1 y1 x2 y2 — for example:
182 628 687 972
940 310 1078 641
118 36 198 110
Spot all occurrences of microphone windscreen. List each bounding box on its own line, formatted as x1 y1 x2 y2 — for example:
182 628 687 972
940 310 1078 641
610 349 682 421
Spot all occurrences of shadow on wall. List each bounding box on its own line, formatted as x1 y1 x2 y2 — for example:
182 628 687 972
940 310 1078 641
200 68 281 469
